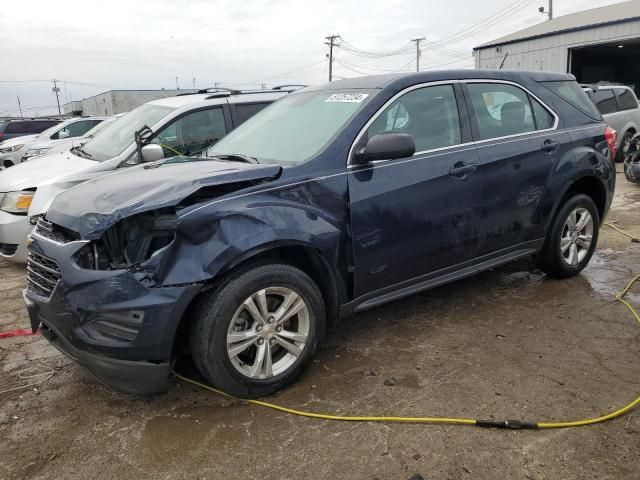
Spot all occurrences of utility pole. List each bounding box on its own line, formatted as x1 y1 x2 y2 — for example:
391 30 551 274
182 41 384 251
539 0 553 20
192 75 196 90
16 95 23 119
411 37 425 72
175 76 180 90
325 34 339 82
51 79 61 117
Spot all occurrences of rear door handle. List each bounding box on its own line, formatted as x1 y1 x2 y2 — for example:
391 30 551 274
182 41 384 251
541 139 560 153
449 162 477 177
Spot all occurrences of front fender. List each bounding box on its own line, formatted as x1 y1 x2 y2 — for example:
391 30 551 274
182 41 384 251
151 177 350 289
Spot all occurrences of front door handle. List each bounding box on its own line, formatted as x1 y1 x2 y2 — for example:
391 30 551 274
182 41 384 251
449 162 477 178
541 139 560 153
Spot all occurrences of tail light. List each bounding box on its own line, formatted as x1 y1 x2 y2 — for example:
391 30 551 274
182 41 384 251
0 132 3 142
605 126 618 160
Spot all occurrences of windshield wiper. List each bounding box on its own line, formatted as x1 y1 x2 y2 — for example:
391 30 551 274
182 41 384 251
211 153 259 164
72 145 94 160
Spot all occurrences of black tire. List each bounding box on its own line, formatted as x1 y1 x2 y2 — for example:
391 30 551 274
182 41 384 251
535 194 600 278
616 130 635 163
624 161 637 183
189 263 325 398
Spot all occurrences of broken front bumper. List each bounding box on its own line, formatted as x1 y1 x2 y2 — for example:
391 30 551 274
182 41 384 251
24 234 202 395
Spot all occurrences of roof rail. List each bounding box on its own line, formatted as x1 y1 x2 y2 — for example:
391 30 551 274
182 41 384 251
197 87 242 95
273 84 307 91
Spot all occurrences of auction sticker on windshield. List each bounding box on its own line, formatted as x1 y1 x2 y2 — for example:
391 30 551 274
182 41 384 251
325 93 369 103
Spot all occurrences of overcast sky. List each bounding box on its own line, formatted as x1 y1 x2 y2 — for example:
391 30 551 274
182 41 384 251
0 0 626 116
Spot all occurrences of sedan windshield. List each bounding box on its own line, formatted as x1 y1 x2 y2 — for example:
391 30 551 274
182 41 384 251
81 104 175 161
207 90 375 165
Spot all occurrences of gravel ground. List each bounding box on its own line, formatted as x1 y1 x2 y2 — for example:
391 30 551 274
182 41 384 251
1 168 639 480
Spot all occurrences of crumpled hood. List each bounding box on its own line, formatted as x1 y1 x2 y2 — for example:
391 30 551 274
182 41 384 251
0 151 94 191
47 157 283 238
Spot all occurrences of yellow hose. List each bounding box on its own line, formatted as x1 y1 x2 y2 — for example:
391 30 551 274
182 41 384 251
174 225 640 430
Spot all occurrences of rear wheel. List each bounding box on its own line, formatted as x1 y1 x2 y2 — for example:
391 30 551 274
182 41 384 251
190 263 325 398
535 194 599 278
616 130 635 163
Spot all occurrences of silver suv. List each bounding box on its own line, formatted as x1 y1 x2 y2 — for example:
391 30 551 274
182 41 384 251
583 83 640 162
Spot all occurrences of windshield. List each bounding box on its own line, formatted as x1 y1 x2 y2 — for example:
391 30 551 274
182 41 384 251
207 90 375 165
81 103 175 161
84 116 117 137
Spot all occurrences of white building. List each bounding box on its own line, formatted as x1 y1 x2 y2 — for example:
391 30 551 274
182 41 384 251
474 1 640 90
64 89 195 116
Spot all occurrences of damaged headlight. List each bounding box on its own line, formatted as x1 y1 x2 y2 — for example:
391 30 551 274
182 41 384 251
1 190 35 214
75 210 178 270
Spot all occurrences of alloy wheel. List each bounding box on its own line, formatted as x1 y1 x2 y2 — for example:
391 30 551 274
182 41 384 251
226 287 310 379
560 207 594 266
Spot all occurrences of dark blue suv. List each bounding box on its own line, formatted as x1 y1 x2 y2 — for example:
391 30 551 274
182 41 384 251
25 70 616 397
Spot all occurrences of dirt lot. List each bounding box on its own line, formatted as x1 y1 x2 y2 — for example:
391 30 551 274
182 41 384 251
1 169 639 480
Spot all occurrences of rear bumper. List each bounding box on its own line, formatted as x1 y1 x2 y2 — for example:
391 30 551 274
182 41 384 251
0 211 32 263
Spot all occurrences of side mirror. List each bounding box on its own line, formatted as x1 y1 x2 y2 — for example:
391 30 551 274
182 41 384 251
353 133 415 163
140 144 165 163
58 129 70 139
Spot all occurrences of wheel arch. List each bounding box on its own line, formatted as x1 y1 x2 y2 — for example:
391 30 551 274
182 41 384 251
549 175 608 229
172 240 346 359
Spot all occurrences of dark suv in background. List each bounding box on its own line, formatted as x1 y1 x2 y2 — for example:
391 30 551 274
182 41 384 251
0 118 61 143
25 70 615 398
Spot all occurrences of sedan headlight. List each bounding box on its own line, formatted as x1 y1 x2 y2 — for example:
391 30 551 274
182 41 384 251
0 144 24 155
22 147 51 161
1 190 35 214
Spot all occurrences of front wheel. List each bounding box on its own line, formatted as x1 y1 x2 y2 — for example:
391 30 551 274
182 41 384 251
535 194 600 278
189 263 326 398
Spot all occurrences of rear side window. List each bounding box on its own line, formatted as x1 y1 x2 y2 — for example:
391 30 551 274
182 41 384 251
541 81 601 119
466 83 556 140
28 121 59 133
591 90 617 115
4 122 29 134
234 103 270 126
615 88 638 111
365 84 461 152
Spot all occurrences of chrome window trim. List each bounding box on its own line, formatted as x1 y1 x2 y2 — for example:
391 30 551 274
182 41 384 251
347 78 561 167
462 79 560 144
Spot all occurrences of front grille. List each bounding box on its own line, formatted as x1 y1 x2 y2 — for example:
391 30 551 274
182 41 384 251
0 242 18 256
26 252 62 299
34 218 77 244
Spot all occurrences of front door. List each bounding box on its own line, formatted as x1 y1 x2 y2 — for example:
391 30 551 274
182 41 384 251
348 83 482 297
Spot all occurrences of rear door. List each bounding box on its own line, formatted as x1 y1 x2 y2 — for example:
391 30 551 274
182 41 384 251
348 82 482 297
462 80 571 255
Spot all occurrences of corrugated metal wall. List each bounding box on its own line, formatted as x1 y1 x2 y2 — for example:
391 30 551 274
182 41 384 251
475 20 640 71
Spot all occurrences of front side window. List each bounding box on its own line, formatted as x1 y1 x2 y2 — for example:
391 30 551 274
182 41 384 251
53 120 102 139
615 88 638 111
467 83 554 140
592 89 617 115
151 107 227 157
208 90 375 165
364 84 461 152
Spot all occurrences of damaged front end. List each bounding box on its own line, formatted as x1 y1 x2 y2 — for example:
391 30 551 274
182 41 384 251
24 159 284 394
624 132 640 184
74 209 178 271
